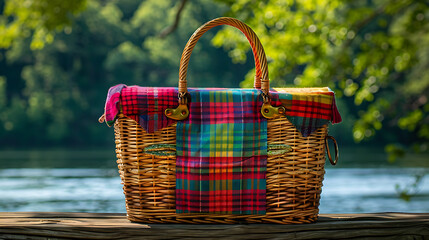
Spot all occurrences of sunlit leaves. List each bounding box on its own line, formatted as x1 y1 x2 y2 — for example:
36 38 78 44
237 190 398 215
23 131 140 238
398 110 423 132
0 0 427 149
215 0 429 150
0 0 245 145
100 2 123 25
215 0 346 87
343 79 359 97
353 99 388 142
0 0 87 49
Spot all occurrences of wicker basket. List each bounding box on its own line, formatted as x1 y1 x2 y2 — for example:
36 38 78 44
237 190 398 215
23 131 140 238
110 17 339 224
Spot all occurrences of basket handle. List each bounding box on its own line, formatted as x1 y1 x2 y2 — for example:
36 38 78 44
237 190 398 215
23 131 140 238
325 135 339 165
166 17 275 120
179 17 269 95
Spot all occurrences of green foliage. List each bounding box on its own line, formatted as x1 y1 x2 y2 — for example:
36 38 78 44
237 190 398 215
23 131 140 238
0 0 251 147
353 99 389 142
0 0 428 152
0 0 87 49
215 0 429 151
385 143 405 163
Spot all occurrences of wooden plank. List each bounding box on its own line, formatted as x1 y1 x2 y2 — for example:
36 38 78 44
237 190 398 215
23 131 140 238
0 212 428 239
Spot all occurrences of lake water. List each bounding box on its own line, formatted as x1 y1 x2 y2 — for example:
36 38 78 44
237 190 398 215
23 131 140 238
0 148 428 213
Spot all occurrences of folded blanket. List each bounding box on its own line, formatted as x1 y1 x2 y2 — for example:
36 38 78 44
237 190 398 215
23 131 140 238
270 87 341 136
103 85 341 137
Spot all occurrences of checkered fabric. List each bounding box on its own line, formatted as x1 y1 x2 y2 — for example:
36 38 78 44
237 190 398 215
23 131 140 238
104 85 177 133
104 84 126 127
103 86 341 137
175 89 267 214
271 87 342 137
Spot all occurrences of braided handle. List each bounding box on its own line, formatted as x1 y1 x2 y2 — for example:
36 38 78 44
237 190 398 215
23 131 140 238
178 17 270 103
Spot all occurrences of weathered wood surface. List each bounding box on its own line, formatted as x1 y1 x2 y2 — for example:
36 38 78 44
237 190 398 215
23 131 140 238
0 212 428 240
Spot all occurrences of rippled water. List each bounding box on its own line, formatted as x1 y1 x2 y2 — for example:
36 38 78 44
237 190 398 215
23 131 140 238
0 168 123 212
1 148 428 213
0 167 428 213
320 168 429 213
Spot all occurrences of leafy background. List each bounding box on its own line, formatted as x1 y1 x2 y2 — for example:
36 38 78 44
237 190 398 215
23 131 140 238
0 0 428 164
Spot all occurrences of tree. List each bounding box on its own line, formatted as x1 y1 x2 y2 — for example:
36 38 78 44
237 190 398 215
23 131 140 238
0 0 87 49
0 0 251 146
1 0 428 154
214 0 429 158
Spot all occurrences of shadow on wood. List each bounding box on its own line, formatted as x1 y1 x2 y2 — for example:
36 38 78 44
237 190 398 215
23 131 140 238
0 212 428 239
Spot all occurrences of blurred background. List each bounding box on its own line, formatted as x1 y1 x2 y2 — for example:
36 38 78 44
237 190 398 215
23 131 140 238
0 0 428 213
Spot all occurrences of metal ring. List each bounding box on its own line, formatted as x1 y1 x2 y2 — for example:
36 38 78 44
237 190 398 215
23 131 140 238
325 135 339 165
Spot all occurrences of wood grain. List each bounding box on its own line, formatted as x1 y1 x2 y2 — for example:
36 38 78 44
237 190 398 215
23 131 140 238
0 212 428 239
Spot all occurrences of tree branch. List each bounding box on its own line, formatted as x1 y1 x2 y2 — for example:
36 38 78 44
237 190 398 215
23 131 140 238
159 0 188 39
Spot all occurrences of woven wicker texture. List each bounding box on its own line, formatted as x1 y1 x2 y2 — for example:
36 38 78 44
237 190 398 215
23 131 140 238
115 115 328 224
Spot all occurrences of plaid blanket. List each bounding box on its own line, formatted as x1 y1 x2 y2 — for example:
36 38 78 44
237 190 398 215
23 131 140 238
104 84 177 133
271 87 342 137
104 85 341 136
175 89 267 214
104 84 126 127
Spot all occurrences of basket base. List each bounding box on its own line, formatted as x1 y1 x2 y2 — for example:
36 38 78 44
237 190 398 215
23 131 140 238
127 211 319 224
